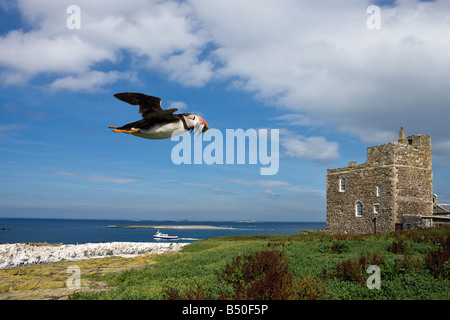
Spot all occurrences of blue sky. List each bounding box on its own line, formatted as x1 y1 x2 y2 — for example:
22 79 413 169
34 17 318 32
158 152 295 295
0 0 449 222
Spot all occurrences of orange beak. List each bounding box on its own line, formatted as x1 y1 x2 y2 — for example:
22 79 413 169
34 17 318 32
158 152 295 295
198 116 209 132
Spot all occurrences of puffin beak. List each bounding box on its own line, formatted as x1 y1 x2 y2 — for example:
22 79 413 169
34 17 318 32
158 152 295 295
193 116 209 137
198 116 209 133
194 126 202 137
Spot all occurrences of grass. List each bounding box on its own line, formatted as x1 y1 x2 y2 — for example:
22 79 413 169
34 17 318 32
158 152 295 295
0 254 159 300
70 226 450 300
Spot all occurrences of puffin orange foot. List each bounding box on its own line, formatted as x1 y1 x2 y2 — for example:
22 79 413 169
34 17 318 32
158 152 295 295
109 126 118 129
113 129 139 134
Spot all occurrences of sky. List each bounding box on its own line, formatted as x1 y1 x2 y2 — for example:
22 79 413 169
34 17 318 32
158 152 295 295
0 0 449 222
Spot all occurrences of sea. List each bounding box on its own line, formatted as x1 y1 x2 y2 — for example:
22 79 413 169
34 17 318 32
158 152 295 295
0 218 326 244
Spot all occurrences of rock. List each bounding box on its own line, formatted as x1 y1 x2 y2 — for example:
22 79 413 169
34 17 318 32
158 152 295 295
0 242 188 269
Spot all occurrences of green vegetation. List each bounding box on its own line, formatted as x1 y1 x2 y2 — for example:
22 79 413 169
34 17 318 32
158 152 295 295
0 254 158 300
72 226 449 300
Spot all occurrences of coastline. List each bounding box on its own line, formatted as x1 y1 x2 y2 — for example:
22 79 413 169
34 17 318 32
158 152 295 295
0 242 188 269
107 225 238 230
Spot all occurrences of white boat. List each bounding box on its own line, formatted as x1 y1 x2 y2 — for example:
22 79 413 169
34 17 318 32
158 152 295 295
153 230 178 240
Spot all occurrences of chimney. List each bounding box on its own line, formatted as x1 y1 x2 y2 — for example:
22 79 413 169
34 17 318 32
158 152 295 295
398 126 407 144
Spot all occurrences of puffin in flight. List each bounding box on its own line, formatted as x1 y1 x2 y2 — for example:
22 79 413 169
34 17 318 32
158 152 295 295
109 92 209 140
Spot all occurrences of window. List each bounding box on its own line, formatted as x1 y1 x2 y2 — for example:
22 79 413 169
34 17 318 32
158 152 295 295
376 185 381 197
373 204 380 213
339 177 346 192
355 201 363 217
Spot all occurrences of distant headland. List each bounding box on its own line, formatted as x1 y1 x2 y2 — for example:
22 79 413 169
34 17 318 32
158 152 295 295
106 225 237 230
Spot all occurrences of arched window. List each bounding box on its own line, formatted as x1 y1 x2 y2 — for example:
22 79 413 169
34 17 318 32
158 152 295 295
376 185 381 197
355 201 363 217
339 177 346 192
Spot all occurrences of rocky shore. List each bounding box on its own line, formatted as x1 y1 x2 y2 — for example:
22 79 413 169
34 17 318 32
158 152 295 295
0 242 188 269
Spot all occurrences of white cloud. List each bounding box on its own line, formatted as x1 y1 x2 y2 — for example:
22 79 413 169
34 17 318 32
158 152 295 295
53 171 137 184
189 0 450 159
48 70 137 92
262 189 280 199
228 179 292 188
272 114 324 128
0 32 113 75
0 123 25 140
180 182 213 188
1 0 450 163
0 123 25 133
434 140 450 153
280 129 339 163
0 0 212 89
433 140 450 167
228 179 293 199
169 101 187 111
210 187 235 196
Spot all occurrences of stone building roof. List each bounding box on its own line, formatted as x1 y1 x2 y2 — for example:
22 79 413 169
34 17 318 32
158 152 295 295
433 204 450 215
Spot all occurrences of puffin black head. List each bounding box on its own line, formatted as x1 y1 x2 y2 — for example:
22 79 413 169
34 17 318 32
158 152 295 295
184 114 209 134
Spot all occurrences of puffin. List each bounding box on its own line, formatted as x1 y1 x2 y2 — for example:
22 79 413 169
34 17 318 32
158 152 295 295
109 92 209 140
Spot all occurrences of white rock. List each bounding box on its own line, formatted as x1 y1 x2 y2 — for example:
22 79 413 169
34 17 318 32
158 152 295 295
0 242 188 269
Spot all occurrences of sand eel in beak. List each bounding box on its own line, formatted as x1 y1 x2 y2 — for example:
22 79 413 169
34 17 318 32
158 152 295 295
109 92 209 140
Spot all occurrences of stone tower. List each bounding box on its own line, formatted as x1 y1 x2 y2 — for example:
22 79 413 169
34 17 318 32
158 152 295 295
326 127 433 234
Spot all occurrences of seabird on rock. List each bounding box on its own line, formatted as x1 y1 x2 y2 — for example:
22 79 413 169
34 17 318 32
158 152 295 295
109 92 209 139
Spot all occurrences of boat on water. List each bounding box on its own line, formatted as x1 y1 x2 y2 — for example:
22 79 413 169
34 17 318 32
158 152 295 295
153 230 178 240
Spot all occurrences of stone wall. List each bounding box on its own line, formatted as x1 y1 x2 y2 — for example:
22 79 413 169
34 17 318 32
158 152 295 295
396 165 433 221
402 215 430 230
394 135 433 225
326 164 395 234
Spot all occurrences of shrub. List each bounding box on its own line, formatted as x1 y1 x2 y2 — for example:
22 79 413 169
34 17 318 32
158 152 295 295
424 235 450 278
330 241 349 254
402 226 450 245
394 255 423 274
387 240 409 254
335 258 365 284
323 253 384 285
295 274 328 300
217 250 295 300
164 250 328 300
266 241 293 248
319 241 350 254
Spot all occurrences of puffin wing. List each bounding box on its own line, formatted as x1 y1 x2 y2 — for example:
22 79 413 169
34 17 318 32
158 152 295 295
143 108 179 121
115 109 181 131
114 92 165 118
